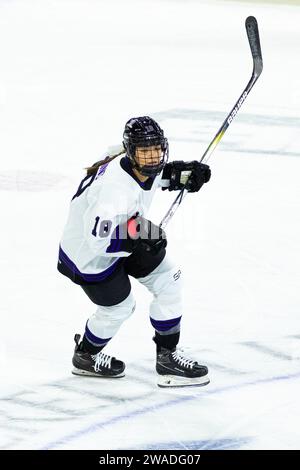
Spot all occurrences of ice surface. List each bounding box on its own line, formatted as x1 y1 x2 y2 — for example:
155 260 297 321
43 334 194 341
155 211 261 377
0 0 299 450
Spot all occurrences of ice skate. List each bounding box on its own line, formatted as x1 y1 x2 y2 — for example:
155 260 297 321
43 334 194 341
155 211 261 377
156 347 209 388
72 334 125 378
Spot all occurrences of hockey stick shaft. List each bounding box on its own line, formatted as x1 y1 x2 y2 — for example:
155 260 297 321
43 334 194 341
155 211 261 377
200 17 262 165
159 16 263 230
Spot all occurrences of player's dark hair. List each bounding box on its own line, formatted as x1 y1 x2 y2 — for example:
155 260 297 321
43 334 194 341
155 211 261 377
85 156 115 176
85 149 126 176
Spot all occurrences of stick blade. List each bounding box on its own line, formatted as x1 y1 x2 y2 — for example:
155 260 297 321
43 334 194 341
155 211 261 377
246 16 263 74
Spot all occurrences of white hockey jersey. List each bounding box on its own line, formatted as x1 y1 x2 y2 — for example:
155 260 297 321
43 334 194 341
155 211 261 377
58 154 166 284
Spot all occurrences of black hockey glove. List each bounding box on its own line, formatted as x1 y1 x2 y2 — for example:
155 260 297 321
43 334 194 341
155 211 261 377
127 216 167 255
162 161 211 193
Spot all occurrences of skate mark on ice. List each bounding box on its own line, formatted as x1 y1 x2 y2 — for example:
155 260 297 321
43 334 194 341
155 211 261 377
185 347 250 376
153 108 300 158
0 170 72 192
203 360 248 376
171 138 300 158
154 108 300 129
4 393 83 418
0 373 155 448
47 379 153 402
41 369 300 450
0 417 36 434
240 341 297 362
130 437 252 451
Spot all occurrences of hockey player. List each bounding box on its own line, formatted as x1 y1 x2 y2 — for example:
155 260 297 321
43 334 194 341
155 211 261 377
58 116 211 387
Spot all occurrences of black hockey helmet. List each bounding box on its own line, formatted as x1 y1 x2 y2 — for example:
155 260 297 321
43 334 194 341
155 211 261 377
123 116 169 177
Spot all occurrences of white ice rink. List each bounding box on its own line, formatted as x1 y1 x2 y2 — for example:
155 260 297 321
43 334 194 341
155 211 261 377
0 0 300 450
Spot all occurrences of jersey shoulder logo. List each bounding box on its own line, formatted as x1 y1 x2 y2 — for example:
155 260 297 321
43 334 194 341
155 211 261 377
95 162 109 180
173 269 181 281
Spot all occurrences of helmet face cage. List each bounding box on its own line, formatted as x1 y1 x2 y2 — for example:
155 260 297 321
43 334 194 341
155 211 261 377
123 117 169 177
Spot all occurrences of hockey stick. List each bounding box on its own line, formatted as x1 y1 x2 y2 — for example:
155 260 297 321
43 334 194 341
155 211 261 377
159 16 263 230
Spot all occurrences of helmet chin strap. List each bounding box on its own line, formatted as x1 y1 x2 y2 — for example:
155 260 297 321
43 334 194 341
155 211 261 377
128 154 163 177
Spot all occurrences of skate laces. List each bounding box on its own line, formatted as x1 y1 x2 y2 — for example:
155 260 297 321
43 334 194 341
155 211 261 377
172 350 196 369
92 352 112 372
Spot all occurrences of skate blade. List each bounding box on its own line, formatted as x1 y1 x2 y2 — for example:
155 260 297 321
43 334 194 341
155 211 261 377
157 374 210 388
72 367 125 378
